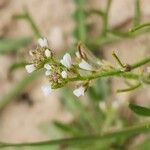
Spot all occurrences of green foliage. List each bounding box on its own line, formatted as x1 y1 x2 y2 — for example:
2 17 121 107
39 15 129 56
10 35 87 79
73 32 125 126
73 0 87 42
9 61 27 73
129 103 150 117
88 78 109 101
0 37 32 54
133 0 141 26
0 0 150 149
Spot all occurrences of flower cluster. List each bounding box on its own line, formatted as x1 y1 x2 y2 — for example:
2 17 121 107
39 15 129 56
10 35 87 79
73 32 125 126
25 38 104 97
25 38 150 97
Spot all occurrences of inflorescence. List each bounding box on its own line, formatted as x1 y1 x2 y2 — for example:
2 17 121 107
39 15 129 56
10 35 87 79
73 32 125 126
25 38 150 97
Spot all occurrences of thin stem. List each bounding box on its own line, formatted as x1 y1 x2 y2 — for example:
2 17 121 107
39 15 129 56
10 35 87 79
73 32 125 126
129 23 150 33
14 8 42 38
1 122 150 148
133 0 141 26
101 0 112 36
69 70 139 82
74 0 87 42
116 82 141 93
24 9 42 38
131 57 150 70
69 56 150 82
88 9 104 17
112 51 125 68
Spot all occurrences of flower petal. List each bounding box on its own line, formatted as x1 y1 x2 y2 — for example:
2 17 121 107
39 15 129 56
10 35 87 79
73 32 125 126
79 59 92 71
44 64 51 70
41 85 52 96
38 38 48 47
73 86 85 97
61 71 67 78
25 64 36 73
60 53 72 68
45 70 51 76
45 49 51 58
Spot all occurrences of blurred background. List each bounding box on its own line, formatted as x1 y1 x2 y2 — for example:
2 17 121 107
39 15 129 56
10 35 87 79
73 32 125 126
0 0 150 149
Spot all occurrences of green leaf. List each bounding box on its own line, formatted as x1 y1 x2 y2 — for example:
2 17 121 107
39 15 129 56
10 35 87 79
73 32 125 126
129 103 150 116
9 61 27 73
53 121 81 136
0 37 32 54
61 88 86 115
1 122 150 148
88 78 109 101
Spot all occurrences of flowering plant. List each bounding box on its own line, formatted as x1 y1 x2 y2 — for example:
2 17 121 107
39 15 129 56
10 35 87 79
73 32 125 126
25 38 150 97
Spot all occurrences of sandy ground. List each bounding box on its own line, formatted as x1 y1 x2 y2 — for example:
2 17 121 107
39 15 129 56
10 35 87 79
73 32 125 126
0 0 150 142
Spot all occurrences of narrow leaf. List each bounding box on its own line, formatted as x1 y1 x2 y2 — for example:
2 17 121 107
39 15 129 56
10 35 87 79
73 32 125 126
1 122 150 148
129 103 150 116
0 37 32 54
9 61 27 73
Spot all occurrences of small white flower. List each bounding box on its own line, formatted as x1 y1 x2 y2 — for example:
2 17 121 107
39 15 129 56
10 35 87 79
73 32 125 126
38 38 48 47
79 59 92 71
60 53 72 68
73 86 85 97
44 64 51 70
45 70 51 76
41 85 52 96
25 64 36 73
44 49 51 58
61 71 67 78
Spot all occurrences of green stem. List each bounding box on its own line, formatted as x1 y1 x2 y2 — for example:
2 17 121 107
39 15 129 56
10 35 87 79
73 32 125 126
112 51 125 68
101 0 112 36
117 82 141 93
130 23 150 32
131 57 150 69
133 0 141 26
1 122 150 148
74 0 87 42
69 70 139 82
15 8 42 38
69 57 150 82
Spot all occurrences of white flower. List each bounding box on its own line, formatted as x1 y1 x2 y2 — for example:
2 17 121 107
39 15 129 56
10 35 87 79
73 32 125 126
25 64 36 73
79 59 92 71
45 70 51 76
44 64 51 70
60 53 72 68
38 38 48 47
41 85 52 96
61 71 67 78
73 86 85 97
44 49 51 58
